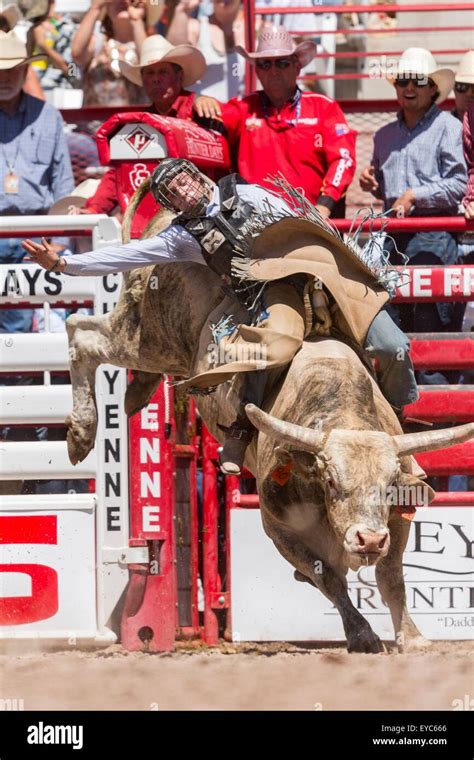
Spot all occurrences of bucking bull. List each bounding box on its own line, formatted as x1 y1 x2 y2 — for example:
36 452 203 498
63 186 473 655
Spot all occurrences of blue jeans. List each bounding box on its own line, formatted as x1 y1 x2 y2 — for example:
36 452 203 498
365 309 419 409
0 238 33 333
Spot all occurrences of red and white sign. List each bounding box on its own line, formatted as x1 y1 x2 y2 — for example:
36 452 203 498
0 500 96 635
394 266 474 302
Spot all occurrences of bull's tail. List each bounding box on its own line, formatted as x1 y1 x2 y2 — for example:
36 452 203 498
121 176 153 244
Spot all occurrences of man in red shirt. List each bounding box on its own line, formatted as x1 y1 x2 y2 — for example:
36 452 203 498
195 27 356 218
79 35 214 216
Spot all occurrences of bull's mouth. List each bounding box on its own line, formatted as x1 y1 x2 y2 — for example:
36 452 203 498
347 552 382 570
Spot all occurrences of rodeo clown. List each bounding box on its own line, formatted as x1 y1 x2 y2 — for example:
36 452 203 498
23 159 419 474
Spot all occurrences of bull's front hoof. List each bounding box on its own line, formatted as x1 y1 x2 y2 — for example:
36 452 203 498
66 416 96 465
347 627 385 654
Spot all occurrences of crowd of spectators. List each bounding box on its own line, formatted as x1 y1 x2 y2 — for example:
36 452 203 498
0 0 474 492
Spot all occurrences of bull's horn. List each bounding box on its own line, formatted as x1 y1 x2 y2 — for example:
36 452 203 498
394 422 474 457
245 404 325 452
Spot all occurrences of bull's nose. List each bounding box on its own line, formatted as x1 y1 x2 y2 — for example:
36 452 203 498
355 529 389 555
344 525 390 559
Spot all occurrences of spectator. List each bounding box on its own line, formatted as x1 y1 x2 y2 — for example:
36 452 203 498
166 0 245 100
452 50 474 122
194 26 356 218
255 0 342 96
0 1 45 98
26 0 78 100
359 48 466 380
0 29 74 333
77 35 209 218
71 0 149 106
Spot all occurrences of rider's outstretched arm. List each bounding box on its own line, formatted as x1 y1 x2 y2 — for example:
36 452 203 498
21 224 206 277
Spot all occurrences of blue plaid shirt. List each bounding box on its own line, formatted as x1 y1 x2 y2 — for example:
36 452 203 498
372 104 467 213
0 94 74 215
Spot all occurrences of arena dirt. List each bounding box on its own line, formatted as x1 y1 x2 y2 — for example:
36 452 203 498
0 641 472 711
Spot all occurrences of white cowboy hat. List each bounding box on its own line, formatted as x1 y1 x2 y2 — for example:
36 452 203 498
455 50 474 84
387 47 454 104
0 29 46 68
235 26 316 69
0 2 21 29
48 179 101 215
119 34 206 88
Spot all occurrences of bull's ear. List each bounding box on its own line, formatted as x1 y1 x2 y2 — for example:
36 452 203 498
275 446 320 481
398 471 436 506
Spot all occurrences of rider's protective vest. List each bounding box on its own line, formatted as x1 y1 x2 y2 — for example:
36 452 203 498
176 174 265 306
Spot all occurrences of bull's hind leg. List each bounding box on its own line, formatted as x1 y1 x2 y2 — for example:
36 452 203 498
272 531 384 653
375 514 429 652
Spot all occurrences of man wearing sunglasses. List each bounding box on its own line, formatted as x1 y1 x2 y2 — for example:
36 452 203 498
359 48 466 352
452 50 474 122
194 26 356 220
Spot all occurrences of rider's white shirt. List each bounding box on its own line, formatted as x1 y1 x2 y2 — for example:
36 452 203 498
64 183 292 277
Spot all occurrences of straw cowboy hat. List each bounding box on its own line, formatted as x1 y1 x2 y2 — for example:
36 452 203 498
0 2 21 28
119 34 206 88
0 29 46 68
235 26 316 69
387 47 454 104
48 179 101 215
456 50 474 84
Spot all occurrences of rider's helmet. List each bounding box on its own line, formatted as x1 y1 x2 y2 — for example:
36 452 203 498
150 158 213 216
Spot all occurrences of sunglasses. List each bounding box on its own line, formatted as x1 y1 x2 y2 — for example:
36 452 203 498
395 76 435 88
455 82 474 93
255 58 294 71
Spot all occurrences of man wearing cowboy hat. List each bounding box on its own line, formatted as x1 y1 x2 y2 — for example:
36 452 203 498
359 47 467 346
193 26 356 219
79 34 218 217
452 50 474 122
0 29 73 333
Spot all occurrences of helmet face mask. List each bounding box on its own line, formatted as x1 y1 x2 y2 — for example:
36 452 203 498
150 159 213 217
